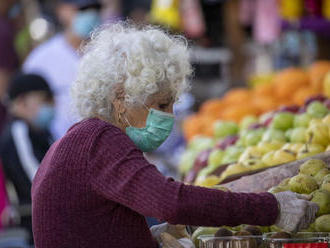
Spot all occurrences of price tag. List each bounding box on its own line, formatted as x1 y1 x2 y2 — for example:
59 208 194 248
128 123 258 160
284 243 328 248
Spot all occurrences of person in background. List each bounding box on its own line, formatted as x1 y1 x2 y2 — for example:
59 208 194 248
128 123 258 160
0 0 19 132
0 73 54 242
23 0 102 139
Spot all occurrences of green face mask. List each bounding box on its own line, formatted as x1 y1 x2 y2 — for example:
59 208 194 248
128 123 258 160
126 108 174 152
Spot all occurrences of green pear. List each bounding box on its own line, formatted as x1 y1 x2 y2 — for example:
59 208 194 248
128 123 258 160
288 174 318 194
315 214 330 232
278 178 290 187
321 174 330 192
323 174 330 183
301 222 316 232
268 185 290 194
311 189 330 216
314 168 330 184
299 159 326 176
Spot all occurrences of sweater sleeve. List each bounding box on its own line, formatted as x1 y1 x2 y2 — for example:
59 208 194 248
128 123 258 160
88 127 278 227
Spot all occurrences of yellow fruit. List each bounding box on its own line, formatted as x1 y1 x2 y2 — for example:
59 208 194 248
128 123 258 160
309 119 323 126
262 151 277 167
273 149 296 164
297 144 325 160
306 122 330 146
257 141 284 154
195 175 222 187
238 147 264 163
220 163 249 181
322 114 330 125
210 185 230 191
326 145 330 151
281 143 304 153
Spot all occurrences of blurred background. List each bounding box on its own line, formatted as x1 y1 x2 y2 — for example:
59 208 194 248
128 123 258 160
1 0 330 246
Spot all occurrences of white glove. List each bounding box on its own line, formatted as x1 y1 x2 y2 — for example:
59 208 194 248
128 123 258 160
150 223 189 244
274 191 319 233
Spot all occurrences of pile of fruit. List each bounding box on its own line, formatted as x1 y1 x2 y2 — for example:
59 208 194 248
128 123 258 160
192 225 264 248
190 159 330 248
183 61 330 141
268 159 330 233
179 96 330 186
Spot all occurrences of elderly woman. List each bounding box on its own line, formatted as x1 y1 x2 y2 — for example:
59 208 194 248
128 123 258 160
31 23 318 248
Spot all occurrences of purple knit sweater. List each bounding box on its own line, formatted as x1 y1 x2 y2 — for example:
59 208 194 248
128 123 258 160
32 118 278 248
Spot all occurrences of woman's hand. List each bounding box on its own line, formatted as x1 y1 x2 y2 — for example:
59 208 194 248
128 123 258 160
274 191 319 233
150 223 189 243
160 232 194 248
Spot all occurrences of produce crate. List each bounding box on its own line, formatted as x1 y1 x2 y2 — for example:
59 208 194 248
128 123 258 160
263 232 330 248
198 235 263 248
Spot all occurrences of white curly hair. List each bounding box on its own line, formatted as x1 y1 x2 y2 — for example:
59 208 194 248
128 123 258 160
71 22 192 121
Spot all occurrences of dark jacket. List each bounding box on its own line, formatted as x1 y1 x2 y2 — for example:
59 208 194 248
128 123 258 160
0 118 52 204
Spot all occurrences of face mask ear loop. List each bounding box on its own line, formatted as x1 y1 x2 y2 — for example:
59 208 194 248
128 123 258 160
122 114 132 128
142 103 150 113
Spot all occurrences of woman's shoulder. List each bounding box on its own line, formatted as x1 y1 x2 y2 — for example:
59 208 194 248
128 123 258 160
66 118 127 142
69 118 118 132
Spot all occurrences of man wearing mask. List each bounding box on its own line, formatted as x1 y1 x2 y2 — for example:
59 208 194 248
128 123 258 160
23 0 102 139
0 73 55 242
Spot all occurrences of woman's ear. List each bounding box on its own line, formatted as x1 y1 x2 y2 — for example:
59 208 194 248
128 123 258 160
112 84 126 114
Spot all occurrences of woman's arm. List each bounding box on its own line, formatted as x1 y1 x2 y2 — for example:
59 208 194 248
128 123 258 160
88 128 278 227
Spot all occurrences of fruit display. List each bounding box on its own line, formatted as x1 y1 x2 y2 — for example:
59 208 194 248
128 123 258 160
268 159 330 232
179 95 330 187
193 225 264 248
183 61 330 141
188 160 330 248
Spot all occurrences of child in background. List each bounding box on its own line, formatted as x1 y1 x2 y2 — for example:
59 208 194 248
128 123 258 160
0 73 54 243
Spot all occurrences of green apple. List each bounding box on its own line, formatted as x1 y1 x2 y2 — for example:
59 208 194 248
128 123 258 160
208 149 224 168
307 101 329 118
262 129 286 143
222 146 245 164
214 121 239 138
188 136 215 152
240 115 258 130
294 113 313 128
243 129 265 146
179 150 198 174
290 127 307 143
285 129 293 141
270 112 294 131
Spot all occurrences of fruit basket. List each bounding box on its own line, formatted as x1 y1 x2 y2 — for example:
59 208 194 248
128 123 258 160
263 232 330 248
198 235 263 248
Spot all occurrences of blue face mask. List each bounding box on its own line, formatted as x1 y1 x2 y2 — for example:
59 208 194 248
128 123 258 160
8 3 21 19
34 105 55 130
126 108 175 152
72 10 101 39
